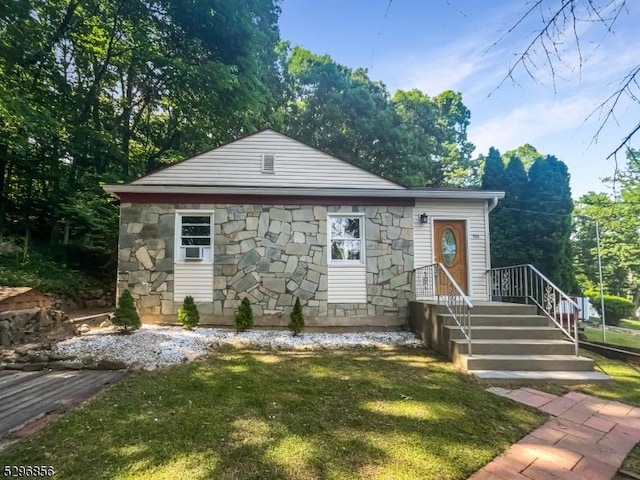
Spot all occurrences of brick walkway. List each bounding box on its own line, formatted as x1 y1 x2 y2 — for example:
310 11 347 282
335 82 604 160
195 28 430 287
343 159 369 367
469 387 640 480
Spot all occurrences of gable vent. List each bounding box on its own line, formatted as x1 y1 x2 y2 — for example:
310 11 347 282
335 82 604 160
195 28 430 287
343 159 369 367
262 154 275 174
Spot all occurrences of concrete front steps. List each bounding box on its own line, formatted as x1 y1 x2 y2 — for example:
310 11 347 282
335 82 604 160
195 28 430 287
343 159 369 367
443 302 612 385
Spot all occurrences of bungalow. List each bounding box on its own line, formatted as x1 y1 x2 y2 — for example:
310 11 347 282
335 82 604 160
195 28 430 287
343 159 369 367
104 129 503 330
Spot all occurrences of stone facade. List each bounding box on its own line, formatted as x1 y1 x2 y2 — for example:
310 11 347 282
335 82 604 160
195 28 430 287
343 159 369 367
117 202 414 328
117 203 176 320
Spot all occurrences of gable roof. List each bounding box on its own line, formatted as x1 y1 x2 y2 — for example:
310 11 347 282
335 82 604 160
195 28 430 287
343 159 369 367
129 129 405 190
104 128 505 203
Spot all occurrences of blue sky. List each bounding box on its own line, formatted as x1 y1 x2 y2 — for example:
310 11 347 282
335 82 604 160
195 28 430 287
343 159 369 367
278 0 639 198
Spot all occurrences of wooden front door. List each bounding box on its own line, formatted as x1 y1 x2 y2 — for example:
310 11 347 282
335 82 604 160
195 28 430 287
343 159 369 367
434 220 468 294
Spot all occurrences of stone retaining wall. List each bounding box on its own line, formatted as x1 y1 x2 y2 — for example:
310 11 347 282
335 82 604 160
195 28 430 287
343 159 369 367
0 307 68 347
117 202 414 328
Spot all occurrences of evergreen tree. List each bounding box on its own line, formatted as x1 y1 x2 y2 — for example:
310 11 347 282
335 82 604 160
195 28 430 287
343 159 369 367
482 147 576 292
234 297 254 332
481 147 505 190
498 155 530 267
524 155 575 291
481 147 511 267
288 297 305 336
178 295 200 330
113 289 141 332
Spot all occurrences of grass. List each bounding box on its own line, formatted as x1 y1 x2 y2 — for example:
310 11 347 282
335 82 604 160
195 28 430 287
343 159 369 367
537 349 640 407
622 444 640 477
0 348 545 480
584 326 640 350
619 318 640 330
571 350 640 477
575 350 640 406
534 349 640 476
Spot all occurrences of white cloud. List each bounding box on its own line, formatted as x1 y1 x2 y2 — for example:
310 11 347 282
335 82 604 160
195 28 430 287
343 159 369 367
377 33 508 97
469 93 597 154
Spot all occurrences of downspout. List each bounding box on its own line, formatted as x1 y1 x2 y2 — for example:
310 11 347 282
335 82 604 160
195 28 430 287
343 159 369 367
487 196 499 213
485 197 499 300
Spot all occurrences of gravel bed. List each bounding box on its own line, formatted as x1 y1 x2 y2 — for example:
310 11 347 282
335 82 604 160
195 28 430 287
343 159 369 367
54 325 423 370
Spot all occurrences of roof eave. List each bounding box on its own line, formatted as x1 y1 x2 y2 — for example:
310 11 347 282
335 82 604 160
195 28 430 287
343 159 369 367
103 184 505 200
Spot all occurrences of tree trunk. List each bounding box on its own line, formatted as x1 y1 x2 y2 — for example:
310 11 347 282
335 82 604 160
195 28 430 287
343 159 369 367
0 144 8 238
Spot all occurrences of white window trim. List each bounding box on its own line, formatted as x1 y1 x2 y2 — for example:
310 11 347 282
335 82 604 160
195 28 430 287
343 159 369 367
174 210 215 264
327 213 366 266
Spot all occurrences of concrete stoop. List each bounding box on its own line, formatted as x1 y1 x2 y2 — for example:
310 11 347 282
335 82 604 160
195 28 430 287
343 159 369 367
443 302 612 385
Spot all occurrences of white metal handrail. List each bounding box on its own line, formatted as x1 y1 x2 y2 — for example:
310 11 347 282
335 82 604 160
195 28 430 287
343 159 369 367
489 264 579 356
415 263 474 355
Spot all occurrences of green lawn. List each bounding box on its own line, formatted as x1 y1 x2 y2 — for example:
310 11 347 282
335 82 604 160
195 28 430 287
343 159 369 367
0 348 545 480
619 318 640 330
535 349 640 476
571 351 640 476
584 326 640 350
571 350 640 406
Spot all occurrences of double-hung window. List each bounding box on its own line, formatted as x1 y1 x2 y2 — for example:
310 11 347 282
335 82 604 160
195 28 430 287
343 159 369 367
176 211 213 262
328 215 364 263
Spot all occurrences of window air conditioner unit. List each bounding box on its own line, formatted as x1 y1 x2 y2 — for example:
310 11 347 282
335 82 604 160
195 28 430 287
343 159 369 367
184 246 203 261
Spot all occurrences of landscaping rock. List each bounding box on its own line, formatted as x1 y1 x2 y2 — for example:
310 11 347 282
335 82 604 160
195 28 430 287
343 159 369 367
22 362 47 371
47 353 76 361
3 363 25 370
54 325 422 370
14 343 44 355
24 353 49 363
84 358 127 370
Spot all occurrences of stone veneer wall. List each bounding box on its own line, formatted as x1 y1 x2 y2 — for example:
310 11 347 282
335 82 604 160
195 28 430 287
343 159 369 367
117 202 414 327
327 206 414 321
117 203 177 319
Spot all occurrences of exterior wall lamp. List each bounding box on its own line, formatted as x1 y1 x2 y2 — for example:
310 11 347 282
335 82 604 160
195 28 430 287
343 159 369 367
419 213 429 224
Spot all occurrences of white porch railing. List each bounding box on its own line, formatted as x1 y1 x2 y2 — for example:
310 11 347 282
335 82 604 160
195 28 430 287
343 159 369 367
415 263 473 355
488 264 579 356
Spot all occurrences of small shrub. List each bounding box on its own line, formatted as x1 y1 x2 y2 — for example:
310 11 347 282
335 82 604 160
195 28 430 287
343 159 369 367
590 295 635 327
234 297 253 332
288 297 305 336
178 295 199 330
113 289 141 332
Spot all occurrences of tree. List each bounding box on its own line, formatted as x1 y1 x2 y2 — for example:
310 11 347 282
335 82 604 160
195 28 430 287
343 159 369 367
0 0 283 281
113 289 141 332
573 192 628 296
525 155 576 292
392 89 476 186
282 46 476 187
234 297 254 333
503 144 543 170
482 149 530 268
498 155 531 267
178 295 199 330
573 149 640 304
288 297 304 336
482 147 576 291
480 147 505 190
497 1 638 158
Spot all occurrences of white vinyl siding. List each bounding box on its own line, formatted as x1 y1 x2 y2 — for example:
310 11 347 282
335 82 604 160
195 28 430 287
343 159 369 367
414 199 490 301
174 210 214 303
174 263 214 303
327 214 367 303
327 265 367 303
132 130 403 189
